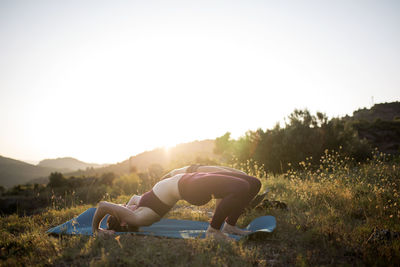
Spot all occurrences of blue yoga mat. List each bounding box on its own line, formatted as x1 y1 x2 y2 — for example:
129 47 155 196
47 208 276 240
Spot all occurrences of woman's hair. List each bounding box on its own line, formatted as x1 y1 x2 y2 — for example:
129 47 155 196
106 215 139 232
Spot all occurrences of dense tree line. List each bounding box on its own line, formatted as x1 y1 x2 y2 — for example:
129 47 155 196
214 109 373 173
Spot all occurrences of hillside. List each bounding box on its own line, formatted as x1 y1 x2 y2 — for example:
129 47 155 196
346 102 400 155
69 139 219 177
38 157 108 172
3 103 398 188
0 156 57 188
0 140 218 187
351 101 400 122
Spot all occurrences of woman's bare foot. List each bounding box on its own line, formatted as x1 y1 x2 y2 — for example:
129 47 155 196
221 223 251 236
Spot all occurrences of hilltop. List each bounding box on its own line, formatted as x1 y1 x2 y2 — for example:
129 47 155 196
0 156 108 188
0 140 218 187
351 101 400 122
0 156 57 188
69 139 219 177
38 157 108 172
346 102 400 155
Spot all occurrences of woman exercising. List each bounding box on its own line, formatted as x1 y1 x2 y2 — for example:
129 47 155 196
92 167 261 240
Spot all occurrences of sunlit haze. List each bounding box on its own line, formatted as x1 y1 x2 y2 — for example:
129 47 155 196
0 0 399 164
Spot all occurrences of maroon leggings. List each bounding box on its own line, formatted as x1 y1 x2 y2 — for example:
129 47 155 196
178 172 261 229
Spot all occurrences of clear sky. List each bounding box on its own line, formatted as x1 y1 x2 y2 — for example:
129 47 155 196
0 0 399 164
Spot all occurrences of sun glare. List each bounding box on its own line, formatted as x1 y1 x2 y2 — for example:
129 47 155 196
0 1 399 164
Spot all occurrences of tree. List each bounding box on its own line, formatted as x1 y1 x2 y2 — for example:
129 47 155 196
213 108 372 174
48 172 67 188
100 172 116 186
214 132 235 162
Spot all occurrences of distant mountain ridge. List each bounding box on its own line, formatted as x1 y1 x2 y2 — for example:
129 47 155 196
0 156 57 188
0 156 108 188
69 139 219 177
0 139 219 187
38 157 108 172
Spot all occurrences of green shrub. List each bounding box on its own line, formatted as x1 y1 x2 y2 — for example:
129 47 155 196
113 173 140 195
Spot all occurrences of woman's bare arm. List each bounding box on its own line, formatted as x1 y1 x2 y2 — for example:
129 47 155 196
198 166 247 175
218 166 247 175
162 165 246 180
92 201 161 234
92 201 138 234
92 201 114 233
161 166 188 179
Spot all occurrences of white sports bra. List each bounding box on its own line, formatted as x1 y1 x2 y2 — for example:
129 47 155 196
152 173 184 206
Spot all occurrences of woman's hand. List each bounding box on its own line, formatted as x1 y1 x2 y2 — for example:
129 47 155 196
127 204 137 211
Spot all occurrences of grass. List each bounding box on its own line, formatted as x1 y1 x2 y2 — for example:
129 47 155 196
1 151 400 266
